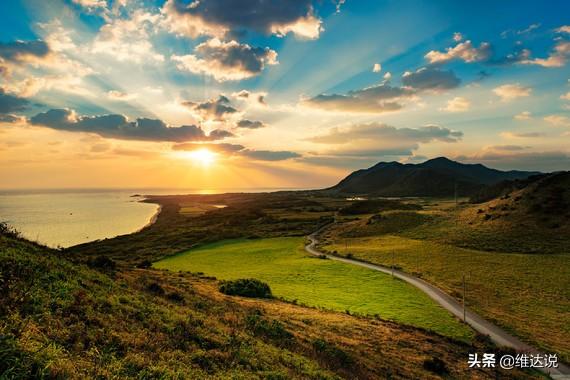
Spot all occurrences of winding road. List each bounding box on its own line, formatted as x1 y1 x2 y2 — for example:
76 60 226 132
305 227 570 379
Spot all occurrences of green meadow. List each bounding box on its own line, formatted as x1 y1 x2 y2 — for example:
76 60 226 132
154 237 473 341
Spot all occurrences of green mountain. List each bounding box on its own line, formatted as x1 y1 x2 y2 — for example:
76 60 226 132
328 157 539 197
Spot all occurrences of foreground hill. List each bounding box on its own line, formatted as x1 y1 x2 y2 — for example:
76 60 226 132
1 229 538 379
0 229 530 379
328 157 537 197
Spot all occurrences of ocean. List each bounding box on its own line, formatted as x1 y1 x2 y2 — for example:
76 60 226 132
0 188 301 248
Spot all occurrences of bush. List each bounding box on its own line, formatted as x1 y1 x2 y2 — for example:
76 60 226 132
219 278 272 298
423 357 448 375
245 311 293 344
89 255 116 271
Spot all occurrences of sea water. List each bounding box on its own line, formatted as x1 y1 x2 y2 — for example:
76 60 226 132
0 190 159 248
0 187 302 248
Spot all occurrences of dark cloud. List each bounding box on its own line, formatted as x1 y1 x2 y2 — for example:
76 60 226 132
172 142 245 153
182 95 238 121
172 142 300 161
0 114 23 123
0 40 50 63
0 88 29 114
237 119 266 129
402 67 461 91
308 123 463 144
172 39 278 81
303 83 415 113
29 109 231 142
241 149 301 161
232 90 266 105
163 0 322 39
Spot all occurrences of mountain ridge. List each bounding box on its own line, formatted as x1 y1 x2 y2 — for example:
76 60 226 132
328 157 540 197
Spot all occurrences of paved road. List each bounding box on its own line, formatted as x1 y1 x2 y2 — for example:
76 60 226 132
305 228 570 379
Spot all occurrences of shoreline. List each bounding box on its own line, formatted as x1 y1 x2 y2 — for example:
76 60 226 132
136 203 162 233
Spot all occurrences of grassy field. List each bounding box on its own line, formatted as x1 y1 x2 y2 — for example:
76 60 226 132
2 232 534 379
321 233 570 362
154 237 473 341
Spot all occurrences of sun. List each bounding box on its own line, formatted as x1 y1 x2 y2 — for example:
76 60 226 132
188 148 217 166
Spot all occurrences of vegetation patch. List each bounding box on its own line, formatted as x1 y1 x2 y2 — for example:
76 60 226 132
219 278 273 298
338 199 421 216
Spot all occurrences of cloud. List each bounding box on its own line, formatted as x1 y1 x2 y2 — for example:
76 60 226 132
172 38 278 81
486 145 530 151
440 97 470 112
425 40 492 65
0 88 29 114
456 151 570 171
241 150 301 161
517 23 540 35
302 83 415 113
307 122 463 144
401 67 461 91
162 0 323 39
383 72 392 80
501 131 545 138
172 142 300 161
71 0 107 10
301 123 463 168
514 111 532 120
372 63 381 73
561 92 570 101
182 95 238 121
91 10 164 63
493 83 531 102
231 90 267 105
556 25 570 34
0 114 25 124
29 109 232 142
107 90 137 101
521 41 570 68
0 40 50 65
236 119 266 129
544 114 570 128
453 32 463 42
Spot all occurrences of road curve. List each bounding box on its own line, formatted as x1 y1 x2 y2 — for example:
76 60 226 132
305 228 570 379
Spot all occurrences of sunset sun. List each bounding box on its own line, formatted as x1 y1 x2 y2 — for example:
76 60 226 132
188 148 217 166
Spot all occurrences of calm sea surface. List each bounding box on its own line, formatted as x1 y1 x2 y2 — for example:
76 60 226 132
0 188 300 248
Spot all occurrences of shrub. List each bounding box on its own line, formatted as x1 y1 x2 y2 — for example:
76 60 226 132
312 338 353 368
136 260 152 269
423 357 448 375
146 282 165 295
89 256 116 271
219 278 272 298
245 311 293 344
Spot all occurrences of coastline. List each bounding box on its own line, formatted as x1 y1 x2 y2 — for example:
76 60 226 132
137 203 162 232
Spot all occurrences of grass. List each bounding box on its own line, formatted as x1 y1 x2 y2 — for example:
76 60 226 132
321 233 570 362
154 237 473 342
2 231 536 379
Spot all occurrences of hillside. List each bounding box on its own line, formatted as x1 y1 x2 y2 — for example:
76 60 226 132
0 229 538 379
328 157 537 197
456 171 570 251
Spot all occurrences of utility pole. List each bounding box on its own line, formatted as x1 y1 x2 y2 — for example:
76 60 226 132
462 274 467 322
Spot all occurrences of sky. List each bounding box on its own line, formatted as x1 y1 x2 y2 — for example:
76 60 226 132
0 0 569 190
